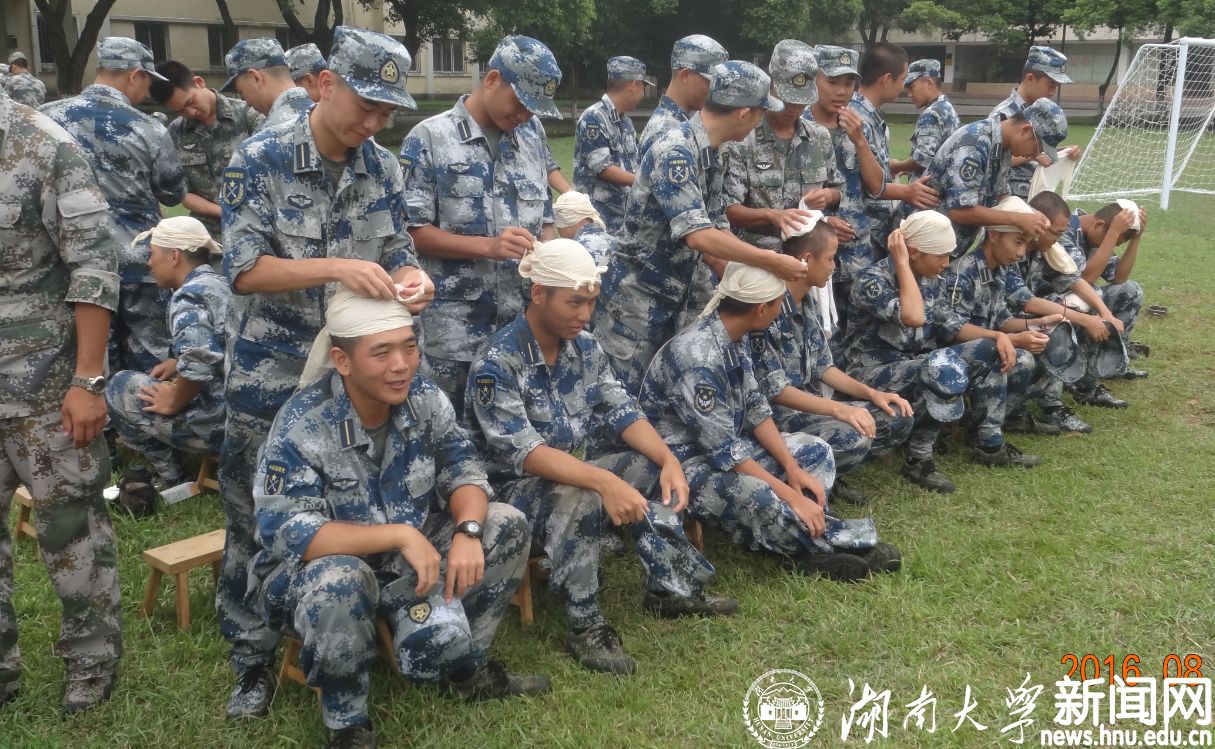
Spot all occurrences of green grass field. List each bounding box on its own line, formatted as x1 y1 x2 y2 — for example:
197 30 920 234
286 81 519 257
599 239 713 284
7 122 1214 748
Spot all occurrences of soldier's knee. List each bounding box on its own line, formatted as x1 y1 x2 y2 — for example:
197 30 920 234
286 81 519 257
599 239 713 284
785 432 835 473
299 555 378 614
104 370 152 417
483 503 530 560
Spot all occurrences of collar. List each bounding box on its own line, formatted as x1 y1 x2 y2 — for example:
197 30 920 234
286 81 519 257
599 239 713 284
328 371 416 451
512 315 571 368
83 83 130 105
657 94 687 120
851 91 884 124
290 116 369 178
213 90 238 123
453 94 491 145
601 93 622 121
781 292 803 323
931 93 948 108
182 264 217 285
705 314 741 371
1009 88 1027 110
689 114 716 169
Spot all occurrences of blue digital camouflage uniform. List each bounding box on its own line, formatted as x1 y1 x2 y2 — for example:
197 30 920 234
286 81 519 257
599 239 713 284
844 256 1012 459
253 371 528 730
639 314 849 557
593 113 729 392
939 250 1036 446
909 94 960 172
849 91 900 249
574 221 617 266
925 116 1010 258
219 110 419 674
818 121 876 282
749 291 913 474
3 72 46 108
991 46 1072 198
1003 251 1083 411
105 264 229 480
574 93 640 231
257 87 314 133
41 83 188 372
399 96 555 413
168 92 264 238
637 94 688 158
286 43 327 81
636 34 727 156
466 315 714 630
0 90 123 696
721 116 844 250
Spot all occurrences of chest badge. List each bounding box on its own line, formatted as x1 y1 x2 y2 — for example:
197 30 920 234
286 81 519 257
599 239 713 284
287 194 313 209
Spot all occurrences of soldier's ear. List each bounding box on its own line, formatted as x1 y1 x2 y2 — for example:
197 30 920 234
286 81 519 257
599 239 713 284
330 345 352 376
192 76 206 90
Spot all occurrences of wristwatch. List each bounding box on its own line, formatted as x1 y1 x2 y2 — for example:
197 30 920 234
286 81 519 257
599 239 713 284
455 520 483 540
70 374 107 395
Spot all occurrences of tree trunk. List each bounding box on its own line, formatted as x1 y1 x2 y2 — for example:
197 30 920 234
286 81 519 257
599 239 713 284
0 8 9 59
1098 28 1123 114
33 0 119 96
275 0 311 45
215 0 239 51
1163 23 1173 44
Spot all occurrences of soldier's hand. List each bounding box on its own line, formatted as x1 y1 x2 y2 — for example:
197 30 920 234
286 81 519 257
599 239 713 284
871 390 913 418
801 188 834 211
139 381 186 416
827 216 856 242
61 388 107 449
398 525 442 596
887 228 910 266
1016 210 1052 242
785 465 826 507
838 108 865 144
1101 314 1125 334
657 458 690 514
1079 313 1111 342
445 534 485 603
334 259 398 300
994 332 1017 373
906 176 940 209
768 207 815 237
1066 145 1083 161
777 485 825 538
1110 208 1137 237
1009 330 1050 354
599 475 649 526
488 227 535 260
395 267 434 313
149 358 178 380
834 403 876 439
1137 207 1148 234
1034 153 1053 167
766 253 808 283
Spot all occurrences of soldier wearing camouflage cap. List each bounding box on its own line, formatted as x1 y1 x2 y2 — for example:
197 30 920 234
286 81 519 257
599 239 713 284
286 43 327 102
593 60 807 393
890 59 960 178
41 37 187 375
399 35 561 418
992 45 1081 198
637 34 728 157
217 24 432 721
220 38 313 132
2 50 45 107
573 56 652 232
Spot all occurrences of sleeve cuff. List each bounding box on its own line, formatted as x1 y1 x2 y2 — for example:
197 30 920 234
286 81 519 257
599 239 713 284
669 208 713 242
276 513 328 568
604 403 644 436
65 269 120 311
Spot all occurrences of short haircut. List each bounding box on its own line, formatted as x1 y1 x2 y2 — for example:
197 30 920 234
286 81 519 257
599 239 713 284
702 100 749 117
606 78 635 93
1029 190 1070 220
859 42 908 86
717 296 761 316
329 334 357 354
1023 67 1049 80
781 221 836 258
150 60 195 103
1094 203 1123 224
9 55 27 67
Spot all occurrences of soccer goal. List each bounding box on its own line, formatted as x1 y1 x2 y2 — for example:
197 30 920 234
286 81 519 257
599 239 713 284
1068 37 1215 208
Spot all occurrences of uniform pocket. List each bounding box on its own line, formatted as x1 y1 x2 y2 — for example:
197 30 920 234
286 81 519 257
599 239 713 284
0 203 27 270
437 171 488 235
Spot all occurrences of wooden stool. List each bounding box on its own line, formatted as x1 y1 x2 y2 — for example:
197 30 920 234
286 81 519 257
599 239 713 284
510 555 547 625
11 486 36 544
192 454 220 495
685 516 705 553
280 619 398 693
138 529 225 630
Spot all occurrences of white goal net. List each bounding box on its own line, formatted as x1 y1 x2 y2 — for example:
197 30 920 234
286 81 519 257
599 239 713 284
1067 38 1215 208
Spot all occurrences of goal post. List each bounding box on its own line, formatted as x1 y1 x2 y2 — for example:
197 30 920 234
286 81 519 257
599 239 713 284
1067 37 1215 209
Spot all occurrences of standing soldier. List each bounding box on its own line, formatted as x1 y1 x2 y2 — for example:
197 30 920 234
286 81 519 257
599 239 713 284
0 86 123 713
890 59 959 179
41 37 187 374
221 38 314 132
286 43 327 102
573 56 652 232
637 35 728 156
3 51 46 108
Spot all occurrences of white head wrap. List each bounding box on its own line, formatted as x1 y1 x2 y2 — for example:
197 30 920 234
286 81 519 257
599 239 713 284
699 261 786 318
134 215 220 257
553 191 607 230
1042 241 1078 274
900 210 956 255
781 209 826 241
1115 198 1143 232
518 238 607 291
298 284 417 388
990 195 1037 233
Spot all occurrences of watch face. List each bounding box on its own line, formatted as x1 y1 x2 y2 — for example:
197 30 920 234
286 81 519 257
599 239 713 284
461 520 483 537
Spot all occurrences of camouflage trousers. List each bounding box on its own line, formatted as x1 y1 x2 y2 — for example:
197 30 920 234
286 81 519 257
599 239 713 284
592 302 679 395
0 409 122 695
105 371 224 481
675 263 720 332
111 283 171 374
419 355 471 425
775 401 914 475
217 410 282 673
590 196 625 235
262 503 528 729
679 432 837 557
1075 280 1143 393
498 451 714 629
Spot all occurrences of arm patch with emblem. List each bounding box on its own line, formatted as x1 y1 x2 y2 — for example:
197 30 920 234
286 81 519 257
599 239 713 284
264 460 288 494
693 383 717 413
221 167 248 207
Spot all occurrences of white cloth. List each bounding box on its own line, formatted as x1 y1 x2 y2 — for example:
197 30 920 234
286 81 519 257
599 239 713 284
990 195 1036 233
699 261 786 318
900 210 956 255
782 208 826 240
553 191 607 230
518 238 606 291
1115 198 1143 231
1029 145 1077 199
298 283 418 388
133 215 220 256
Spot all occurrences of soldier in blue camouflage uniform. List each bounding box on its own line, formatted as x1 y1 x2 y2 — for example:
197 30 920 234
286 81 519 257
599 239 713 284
926 98 1066 257
221 38 314 133
41 38 188 374
593 60 807 393
219 26 433 720
254 287 546 748
286 43 327 102
0 87 123 713
637 35 728 157
106 217 228 486
641 262 897 581
573 56 652 232
890 59 960 179
991 46 1081 199
748 215 914 505
400 35 562 418
553 191 617 265
3 52 45 108
721 40 848 251
150 60 265 239
467 239 733 675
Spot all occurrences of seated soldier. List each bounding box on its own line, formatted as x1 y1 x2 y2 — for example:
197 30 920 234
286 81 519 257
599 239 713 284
252 286 548 748
105 217 228 497
748 212 914 505
553 191 618 266
641 262 900 582
844 211 1033 494
467 239 733 676
940 196 1065 465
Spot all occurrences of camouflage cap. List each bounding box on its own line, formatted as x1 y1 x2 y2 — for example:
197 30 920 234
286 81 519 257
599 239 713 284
488 35 562 119
920 348 968 422
670 34 728 79
328 26 417 109
769 40 818 106
708 60 784 112
1022 98 1067 161
220 38 287 92
607 55 653 86
6 50 27 65
904 58 942 88
1086 321 1128 379
1042 321 1086 384
1026 45 1072 84
97 37 168 82
285 43 327 81
817 45 859 78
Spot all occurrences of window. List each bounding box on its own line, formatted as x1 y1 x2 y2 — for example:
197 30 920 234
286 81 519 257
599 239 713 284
134 21 169 62
35 14 55 67
432 39 465 74
274 27 310 51
392 36 421 72
207 26 226 69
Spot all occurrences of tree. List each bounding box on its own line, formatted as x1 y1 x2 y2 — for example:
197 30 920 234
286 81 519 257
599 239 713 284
373 0 490 60
1157 0 1215 38
1066 0 1161 112
740 0 860 51
214 0 239 55
32 0 120 95
274 0 343 55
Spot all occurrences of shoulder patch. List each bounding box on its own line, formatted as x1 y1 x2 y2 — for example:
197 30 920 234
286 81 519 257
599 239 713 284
748 331 767 356
665 156 692 186
264 461 287 495
959 156 981 182
693 383 717 414
584 123 600 141
475 374 496 408
408 600 431 624
398 153 413 170
221 167 247 207
859 275 885 302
